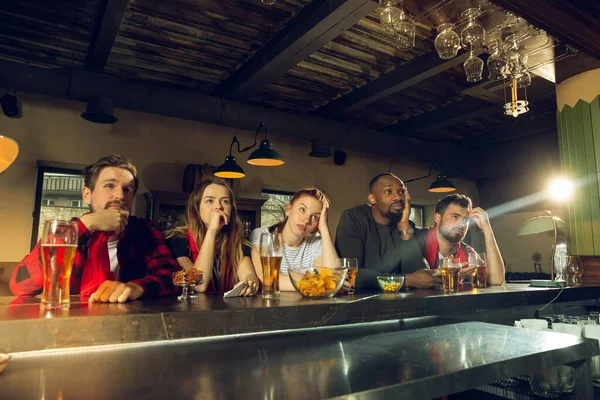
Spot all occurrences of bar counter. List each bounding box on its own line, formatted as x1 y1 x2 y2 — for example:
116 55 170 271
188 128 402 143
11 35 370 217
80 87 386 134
2 284 600 353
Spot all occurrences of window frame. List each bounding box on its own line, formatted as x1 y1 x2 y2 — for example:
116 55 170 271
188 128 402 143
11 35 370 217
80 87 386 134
411 204 425 226
31 165 84 250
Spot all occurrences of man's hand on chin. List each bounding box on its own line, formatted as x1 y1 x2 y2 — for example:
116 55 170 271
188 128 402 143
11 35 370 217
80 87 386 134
89 281 144 303
80 209 129 235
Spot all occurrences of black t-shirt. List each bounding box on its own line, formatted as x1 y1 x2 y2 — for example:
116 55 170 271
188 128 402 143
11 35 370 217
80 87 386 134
166 234 251 292
334 204 427 289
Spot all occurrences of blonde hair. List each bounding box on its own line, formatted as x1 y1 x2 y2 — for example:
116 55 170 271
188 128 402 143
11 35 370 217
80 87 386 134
167 178 244 289
269 186 329 233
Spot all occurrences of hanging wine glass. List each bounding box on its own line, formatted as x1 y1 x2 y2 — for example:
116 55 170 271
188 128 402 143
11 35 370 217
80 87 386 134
380 3 403 34
434 23 461 59
463 50 484 82
500 12 528 43
461 8 486 51
516 70 531 88
261 0 276 5
487 46 506 80
396 13 415 50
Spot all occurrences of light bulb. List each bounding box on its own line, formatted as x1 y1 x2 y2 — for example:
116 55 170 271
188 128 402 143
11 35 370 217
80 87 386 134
512 110 518 117
548 178 574 201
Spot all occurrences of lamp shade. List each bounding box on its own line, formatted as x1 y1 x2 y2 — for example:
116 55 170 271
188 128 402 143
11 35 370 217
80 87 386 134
308 139 331 158
81 96 118 124
428 174 456 193
0 135 19 173
215 155 245 179
247 139 284 166
518 215 566 235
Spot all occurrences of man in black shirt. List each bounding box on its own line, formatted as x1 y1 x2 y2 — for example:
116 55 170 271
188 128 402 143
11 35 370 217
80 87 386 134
335 173 436 290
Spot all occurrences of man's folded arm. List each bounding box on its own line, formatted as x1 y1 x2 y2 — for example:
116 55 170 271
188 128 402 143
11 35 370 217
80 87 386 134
128 221 181 298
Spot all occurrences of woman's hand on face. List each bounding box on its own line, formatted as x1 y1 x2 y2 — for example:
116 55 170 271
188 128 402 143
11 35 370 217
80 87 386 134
317 198 330 233
207 209 229 233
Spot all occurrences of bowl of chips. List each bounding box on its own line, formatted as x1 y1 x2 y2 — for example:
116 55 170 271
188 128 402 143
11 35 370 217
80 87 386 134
289 266 348 298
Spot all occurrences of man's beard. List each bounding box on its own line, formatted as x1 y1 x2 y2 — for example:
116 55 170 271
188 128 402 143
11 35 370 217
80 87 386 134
439 225 466 244
384 201 404 222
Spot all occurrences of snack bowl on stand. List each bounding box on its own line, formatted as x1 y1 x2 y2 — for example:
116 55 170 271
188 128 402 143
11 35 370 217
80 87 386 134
172 268 204 301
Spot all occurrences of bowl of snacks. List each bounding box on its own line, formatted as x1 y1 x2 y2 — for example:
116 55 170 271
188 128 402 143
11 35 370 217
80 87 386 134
377 275 404 293
289 266 348 298
173 268 204 301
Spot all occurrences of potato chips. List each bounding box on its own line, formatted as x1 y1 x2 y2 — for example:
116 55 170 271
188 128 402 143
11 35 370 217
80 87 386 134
295 267 342 297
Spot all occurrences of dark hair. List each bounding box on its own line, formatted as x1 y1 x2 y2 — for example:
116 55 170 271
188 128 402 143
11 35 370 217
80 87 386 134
369 172 401 192
434 194 472 215
269 187 329 234
82 154 139 194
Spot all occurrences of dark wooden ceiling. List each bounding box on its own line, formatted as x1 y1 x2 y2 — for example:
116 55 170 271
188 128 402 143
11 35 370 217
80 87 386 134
0 0 599 149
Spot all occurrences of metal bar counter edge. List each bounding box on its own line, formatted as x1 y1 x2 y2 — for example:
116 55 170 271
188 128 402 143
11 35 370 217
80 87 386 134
1 283 600 353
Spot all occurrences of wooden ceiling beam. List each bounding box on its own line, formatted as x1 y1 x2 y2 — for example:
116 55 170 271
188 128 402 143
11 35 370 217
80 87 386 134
213 0 378 99
385 97 498 136
85 0 130 71
0 58 462 164
313 51 473 117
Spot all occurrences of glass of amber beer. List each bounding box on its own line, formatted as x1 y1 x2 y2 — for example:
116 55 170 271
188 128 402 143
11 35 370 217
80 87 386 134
339 258 358 294
439 257 460 293
40 220 78 310
260 232 283 300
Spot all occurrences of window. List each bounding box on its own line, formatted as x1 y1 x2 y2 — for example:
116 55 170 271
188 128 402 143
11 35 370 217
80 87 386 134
410 205 425 226
260 189 294 228
32 166 86 248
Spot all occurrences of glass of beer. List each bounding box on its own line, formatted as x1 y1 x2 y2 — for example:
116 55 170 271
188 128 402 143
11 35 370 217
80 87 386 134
260 232 283 300
470 252 487 288
339 258 358 294
40 219 78 310
439 257 460 293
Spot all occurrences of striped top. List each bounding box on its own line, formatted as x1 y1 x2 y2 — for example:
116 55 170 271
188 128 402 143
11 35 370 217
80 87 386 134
249 227 323 275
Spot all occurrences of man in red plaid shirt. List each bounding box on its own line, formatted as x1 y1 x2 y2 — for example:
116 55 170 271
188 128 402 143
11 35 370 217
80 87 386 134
10 155 181 303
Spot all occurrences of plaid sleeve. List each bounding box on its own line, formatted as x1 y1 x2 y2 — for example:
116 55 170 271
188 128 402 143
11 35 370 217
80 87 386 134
10 240 45 297
128 220 181 298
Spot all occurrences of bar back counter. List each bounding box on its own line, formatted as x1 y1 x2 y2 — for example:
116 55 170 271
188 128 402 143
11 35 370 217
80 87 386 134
1 284 600 399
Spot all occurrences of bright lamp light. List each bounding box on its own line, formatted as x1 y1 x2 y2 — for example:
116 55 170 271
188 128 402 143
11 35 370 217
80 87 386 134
548 178 573 201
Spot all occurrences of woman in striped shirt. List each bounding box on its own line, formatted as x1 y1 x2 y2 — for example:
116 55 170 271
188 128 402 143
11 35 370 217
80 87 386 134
250 187 339 292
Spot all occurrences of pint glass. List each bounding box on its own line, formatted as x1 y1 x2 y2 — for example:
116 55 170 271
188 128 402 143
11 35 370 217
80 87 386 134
40 220 78 310
260 232 283 300
440 258 460 293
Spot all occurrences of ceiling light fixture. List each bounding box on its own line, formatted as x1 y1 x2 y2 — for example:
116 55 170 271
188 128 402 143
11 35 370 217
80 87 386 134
215 122 284 179
404 162 456 193
0 135 19 173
